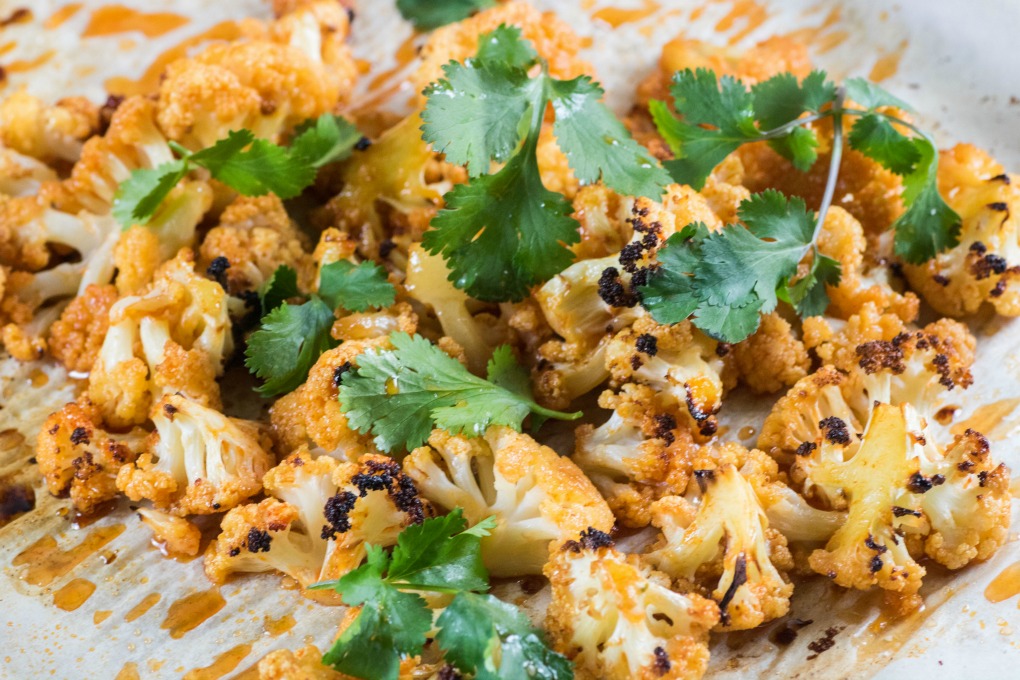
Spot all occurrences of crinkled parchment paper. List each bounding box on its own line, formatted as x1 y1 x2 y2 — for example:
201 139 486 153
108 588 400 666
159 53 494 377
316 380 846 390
1 0 1019 678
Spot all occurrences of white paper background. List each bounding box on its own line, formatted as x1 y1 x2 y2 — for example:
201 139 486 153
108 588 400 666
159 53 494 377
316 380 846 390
1 1 1018 678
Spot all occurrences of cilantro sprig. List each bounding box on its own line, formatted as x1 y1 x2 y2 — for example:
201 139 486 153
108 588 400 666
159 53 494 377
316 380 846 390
245 260 395 397
311 509 572 680
421 25 670 302
650 68 960 263
396 0 496 29
112 114 361 227
338 333 581 452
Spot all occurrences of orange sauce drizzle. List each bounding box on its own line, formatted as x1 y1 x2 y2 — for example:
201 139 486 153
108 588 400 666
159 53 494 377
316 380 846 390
592 1 662 28
367 32 420 92
0 428 25 450
161 589 226 639
951 397 1020 440
82 5 189 39
52 577 96 611
0 42 15 58
114 662 140 680
94 610 113 625
124 592 162 623
985 562 1020 603
5 50 56 74
738 425 756 440
183 644 252 680
105 21 244 97
12 524 125 587
44 3 84 30
264 613 296 637
869 40 908 82
716 0 768 45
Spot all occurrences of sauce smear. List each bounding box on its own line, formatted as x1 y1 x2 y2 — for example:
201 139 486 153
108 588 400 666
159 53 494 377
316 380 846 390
12 524 125 587
82 5 189 39
593 1 661 28
94 610 112 625
161 589 226 639
114 663 140 680
951 397 1020 440
985 562 1020 603
264 614 296 637
124 592 161 622
868 40 908 82
53 577 96 611
183 644 252 680
44 4 84 29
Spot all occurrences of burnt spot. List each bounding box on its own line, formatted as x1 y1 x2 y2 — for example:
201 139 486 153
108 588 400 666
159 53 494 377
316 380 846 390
618 242 645 274
228 547 241 557
333 362 353 388
717 553 748 627
991 280 1008 297
653 414 677 444
635 333 658 356
869 555 884 573
322 491 357 539
685 385 718 437
957 460 975 472
907 472 945 494
290 456 305 467
693 469 715 493
246 528 272 553
260 99 278 116
354 135 372 151
818 417 850 445
653 647 671 675
864 535 887 554
72 452 102 480
378 238 396 258
564 527 614 552
0 8 31 27
630 266 650 292
630 354 644 371
795 442 817 457
990 173 1012 184
597 267 637 308
641 230 660 250
436 666 461 680
978 470 990 487
856 340 905 375
391 474 426 525
48 424 60 435
770 618 813 646
715 343 731 357
69 427 90 446
987 201 1009 212
970 251 1008 280
892 506 922 518
163 402 178 418
932 273 950 287
205 257 231 287
806 626 843 659
0 484 35 526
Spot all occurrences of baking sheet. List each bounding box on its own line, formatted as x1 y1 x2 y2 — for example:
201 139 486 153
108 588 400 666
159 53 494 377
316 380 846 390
1 0 1019 678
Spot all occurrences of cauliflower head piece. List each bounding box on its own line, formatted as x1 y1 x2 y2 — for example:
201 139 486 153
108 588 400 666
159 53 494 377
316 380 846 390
404 426 615 577
545 529 719 680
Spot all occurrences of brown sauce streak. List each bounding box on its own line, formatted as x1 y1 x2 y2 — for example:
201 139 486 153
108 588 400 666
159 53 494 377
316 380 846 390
951 397 1020 440
0 428 25 451
44 3 84 29
124 592 161 623
984 561 1020 603
12 524 125 587
52 577 96 611
263 613 296 637
114 662 140 680
82 5 189 39
161 589 226 639
592 0 662 28
0 483 34 526
105 21 244 97
183 644 252 680
738 425 756 440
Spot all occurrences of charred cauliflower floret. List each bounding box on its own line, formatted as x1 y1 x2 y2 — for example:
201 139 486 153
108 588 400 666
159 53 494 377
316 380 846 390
802 301 911 373
545 529 719 680
606 317 733 439
413 1 593 104
904 144 1020 317
89 250 231 427
157 0 355 149
36 399 145 514
404 427 615 576
573 386 698 528
647 445 794 631
198 194 315 296
570 184 634 261
0 90 99 164
117 393 274 515
730 312 810 394
137 507 203 557
205 451 430 595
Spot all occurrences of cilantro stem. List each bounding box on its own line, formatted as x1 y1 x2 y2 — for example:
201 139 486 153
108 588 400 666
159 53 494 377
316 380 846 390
814 86 846 246
167 140 193 159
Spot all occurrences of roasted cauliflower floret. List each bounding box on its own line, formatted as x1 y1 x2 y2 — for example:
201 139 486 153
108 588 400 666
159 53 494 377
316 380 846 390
647 445 794 631
35 399 144 514
730 312 810 394
570 184 634 260
606 317 733 438
404 427 615 576
258 645 344 680
545 529 719 680
47 284 118 373
198 194 315 296
89 250 231 427
0 147 57 197
117 393 274 515
205 452 430 595
801 302 910 373
573 386 698 528
413 1 593 103
157 1 355 149
0 90 99 164
137 507 203 557
903 144 1020 316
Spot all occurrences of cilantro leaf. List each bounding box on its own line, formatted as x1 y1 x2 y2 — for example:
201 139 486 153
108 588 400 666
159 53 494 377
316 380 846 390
112 160 188 228
258 265 300 314
318 260 395 312
751 70 836 128
396 0 497 30
421 26 667 302
893 136 961 263
290 114 362 168
424 141 579 302
779 253 842 318
548 75 671 198
436 593 573 680
844 77 913 112
847 113 923 175
191 131 313 199
244 297 337 396
387 509 497 593
338 332 580 452
485 345 533 401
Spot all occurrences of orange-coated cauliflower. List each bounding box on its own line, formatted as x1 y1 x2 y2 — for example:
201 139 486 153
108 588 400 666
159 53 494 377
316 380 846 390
545 529 719 680
404 427 615 576
35 398 145 514
137 507 203 557
903 144 1020 316
47 284 118 373
0 90 99 164
117 393 274 515
730 312 810 394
